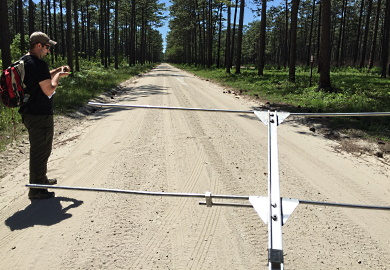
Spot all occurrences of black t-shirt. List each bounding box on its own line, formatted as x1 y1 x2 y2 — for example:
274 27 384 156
20 54 53 115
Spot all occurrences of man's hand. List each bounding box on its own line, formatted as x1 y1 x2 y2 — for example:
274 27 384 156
61 65 71 72
50 66 71 79
59 66 71 77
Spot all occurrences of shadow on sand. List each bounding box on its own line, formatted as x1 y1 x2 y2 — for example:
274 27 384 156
5 196 83 231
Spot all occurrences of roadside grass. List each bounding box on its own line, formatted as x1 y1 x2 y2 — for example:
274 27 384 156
0 63 156 150
176 64 390 141
54 64 155 114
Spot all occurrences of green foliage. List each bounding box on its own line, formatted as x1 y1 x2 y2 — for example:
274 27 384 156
175 64 390 140
0 106 22 150
54 64 155 114
10 34 29 61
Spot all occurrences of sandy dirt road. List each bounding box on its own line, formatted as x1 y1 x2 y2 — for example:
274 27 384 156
1 63 389 269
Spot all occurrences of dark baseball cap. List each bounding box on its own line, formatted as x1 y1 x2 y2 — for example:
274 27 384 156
30 32 57 46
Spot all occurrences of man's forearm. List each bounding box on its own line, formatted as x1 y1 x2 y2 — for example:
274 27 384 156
50 67 62 79
51 73 61 89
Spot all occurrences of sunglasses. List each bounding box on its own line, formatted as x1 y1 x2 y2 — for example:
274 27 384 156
41 43 51 49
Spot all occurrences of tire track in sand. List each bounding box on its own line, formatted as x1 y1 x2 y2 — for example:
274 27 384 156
165 72 234 269
128 71 217 269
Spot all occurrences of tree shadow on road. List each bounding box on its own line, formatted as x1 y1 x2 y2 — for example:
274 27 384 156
69 84 170 121
5 197 83 231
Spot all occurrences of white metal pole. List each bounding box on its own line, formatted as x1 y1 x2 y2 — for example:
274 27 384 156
267 111 284 270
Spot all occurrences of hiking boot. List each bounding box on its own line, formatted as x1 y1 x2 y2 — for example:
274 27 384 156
28 189 55 200
44 178 57 185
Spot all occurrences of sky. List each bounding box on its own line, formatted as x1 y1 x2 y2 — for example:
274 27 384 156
156 0 283 51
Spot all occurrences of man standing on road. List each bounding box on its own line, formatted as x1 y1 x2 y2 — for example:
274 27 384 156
20 31 70 200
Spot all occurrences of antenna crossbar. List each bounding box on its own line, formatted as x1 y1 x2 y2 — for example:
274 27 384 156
88 102 390 117
41 103 389 269
27 184 390 211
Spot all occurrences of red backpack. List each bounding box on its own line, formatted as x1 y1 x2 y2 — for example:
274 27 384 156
0 58 28 108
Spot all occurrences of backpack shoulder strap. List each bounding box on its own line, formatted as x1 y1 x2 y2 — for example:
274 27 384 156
20 55 31 61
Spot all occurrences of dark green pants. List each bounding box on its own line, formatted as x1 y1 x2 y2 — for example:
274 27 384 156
22 114 54 185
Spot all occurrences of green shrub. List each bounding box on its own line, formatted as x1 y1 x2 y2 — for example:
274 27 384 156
175 64 390 140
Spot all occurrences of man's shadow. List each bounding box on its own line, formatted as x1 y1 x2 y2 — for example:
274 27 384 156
5 197 83 231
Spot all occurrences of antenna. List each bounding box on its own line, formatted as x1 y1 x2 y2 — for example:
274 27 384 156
28 102 390 269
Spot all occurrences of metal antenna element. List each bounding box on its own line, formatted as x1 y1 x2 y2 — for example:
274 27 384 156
28 102 390 269
26 184 390 211
88 102 390 117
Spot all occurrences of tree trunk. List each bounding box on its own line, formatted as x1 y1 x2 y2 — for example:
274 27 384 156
60 0 66 56
0 0 11 69
86 0 91 60
360 0 372 68
335 0 347 67
47 0 52 44
353 0 365 65
195 0 201 65
201 4 207 66
339 0 347 65
47 0 54 64
206 0 213 68
40 0 44 32
28 0 35 35
197 1 203 65
258 0 267 76
105 0 110 67
283 0 289 68
235 0 245 74
202 3 208 66
140 7 145 65
318 0 332 91
66 0 73 71
192 8 197 65
80 3 85 57
381 0 390 77
53 0 57 61
230 0 238 70
368 0 381 69
73 0 80 71
114 0 119 69
225 3 231 73
99 0 105 66
216 2 223 68
18 0 25 54
289 0 300 82
130 0 136 65
306 0 316 66
316 1 321 61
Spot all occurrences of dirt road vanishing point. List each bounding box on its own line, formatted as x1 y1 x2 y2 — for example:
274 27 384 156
1 64 389 269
